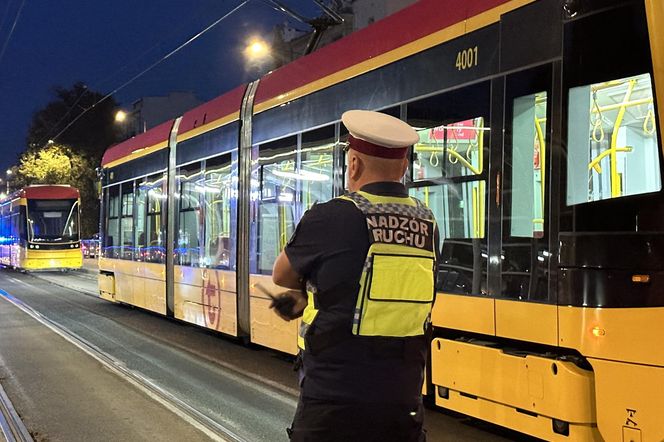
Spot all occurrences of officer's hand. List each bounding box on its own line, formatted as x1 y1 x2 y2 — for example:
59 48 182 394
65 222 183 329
270 290 307 322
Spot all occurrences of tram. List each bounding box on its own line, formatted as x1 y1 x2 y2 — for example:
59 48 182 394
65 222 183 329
0 185 82 271
98 0 664 440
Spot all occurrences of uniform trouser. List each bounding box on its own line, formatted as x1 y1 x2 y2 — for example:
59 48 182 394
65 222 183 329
288 397 426 442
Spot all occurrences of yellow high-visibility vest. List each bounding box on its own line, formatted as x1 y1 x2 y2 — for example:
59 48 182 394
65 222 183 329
298 191 436 350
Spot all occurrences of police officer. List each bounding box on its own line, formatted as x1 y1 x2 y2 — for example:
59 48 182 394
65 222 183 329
272 110 438 442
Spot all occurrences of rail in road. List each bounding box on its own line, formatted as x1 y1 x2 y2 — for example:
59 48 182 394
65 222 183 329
0 267 522 441
0 381 32 442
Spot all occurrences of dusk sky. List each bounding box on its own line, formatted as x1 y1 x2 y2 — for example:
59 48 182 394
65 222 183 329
0 0 321 178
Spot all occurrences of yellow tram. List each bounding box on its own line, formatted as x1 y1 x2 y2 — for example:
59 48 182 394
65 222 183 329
98 0 664 440
0 185 82 271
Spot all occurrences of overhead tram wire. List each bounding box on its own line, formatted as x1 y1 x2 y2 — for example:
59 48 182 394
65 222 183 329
0 0 16 37
258 0 343 55
0 0 26 68
36 2 217 147
92 1 223 93
42 0 250 150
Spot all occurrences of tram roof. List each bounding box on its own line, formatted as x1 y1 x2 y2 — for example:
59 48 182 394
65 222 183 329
101 119 174 168
102 0 516 168
1 185 79 204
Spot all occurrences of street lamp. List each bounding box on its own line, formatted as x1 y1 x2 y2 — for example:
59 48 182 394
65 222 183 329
115 110 129 139
244 37 271 79
5 169 11 193
115 110 127 123
245 38 270 60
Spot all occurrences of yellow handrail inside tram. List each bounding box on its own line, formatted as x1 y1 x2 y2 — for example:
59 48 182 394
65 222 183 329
416 146 482 175
535 115 546 216
610 79 636 197
588 147 633 173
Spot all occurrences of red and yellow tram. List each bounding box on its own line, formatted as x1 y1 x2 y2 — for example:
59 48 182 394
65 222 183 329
0 185 82 271
99 0 664 440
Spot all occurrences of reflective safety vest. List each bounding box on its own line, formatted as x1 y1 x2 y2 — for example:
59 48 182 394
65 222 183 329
298 190 437 351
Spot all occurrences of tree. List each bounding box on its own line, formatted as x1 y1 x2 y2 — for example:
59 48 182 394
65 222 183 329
26 81 121 162
22 82 123 239
17 144 99 237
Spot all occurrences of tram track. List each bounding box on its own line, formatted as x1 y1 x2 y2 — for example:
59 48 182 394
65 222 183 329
22 271 301 398
0 381 32 442
0 272 298 442
0 288 244 442
0 271 521 441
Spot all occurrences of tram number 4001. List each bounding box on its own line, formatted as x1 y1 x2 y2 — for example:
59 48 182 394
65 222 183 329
455 47 479 71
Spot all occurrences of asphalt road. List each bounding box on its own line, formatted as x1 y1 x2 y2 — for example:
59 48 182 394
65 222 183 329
0 264 531 441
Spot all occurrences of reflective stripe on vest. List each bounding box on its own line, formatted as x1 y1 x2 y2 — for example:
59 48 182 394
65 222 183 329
298 282 318 350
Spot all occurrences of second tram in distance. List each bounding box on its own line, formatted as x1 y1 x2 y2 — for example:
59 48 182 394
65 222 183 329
98 0 664 440
0 185 82 271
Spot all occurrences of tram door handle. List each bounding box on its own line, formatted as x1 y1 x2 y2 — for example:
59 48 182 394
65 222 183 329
495 172 501 207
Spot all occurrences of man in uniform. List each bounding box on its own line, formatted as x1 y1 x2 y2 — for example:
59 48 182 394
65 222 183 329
271 110 438 442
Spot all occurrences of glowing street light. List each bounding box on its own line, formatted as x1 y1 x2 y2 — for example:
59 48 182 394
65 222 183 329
115 110 127 123
5 169 11 193
244 37 270 61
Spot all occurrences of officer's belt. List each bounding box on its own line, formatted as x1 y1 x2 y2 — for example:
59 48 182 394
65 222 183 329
305 327 426 359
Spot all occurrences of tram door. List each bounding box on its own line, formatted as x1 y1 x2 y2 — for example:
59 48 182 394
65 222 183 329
406 81 493 336
496 64 557 345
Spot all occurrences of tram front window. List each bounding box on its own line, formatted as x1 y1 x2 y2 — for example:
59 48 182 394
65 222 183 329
27 199 79 243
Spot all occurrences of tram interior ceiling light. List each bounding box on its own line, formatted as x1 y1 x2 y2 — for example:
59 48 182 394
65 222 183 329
272 169 329 181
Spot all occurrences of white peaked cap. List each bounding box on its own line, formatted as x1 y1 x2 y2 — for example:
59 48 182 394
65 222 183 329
342 110 419 158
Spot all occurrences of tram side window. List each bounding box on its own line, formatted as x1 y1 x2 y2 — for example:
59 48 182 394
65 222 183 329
567 73 660 205
105 186 120 258
120 183 134 260
134 179 147 261
0 206 5 260
177 162 203 267
301 126 335 210
407 83 490 296
145 174 166 264
203 155 233 269
257 136 297 274
10 206 19 242
502 72 551 301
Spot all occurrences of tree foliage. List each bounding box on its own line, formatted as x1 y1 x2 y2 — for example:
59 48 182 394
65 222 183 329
19 82 122 239
26 81 120 162
16 144 99 237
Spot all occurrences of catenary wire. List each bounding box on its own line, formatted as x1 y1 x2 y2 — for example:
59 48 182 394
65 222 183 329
0 0 26 68
43 0 249 149
36 1 218 147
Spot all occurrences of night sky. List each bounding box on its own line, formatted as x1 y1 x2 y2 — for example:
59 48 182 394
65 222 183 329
0 0 320 177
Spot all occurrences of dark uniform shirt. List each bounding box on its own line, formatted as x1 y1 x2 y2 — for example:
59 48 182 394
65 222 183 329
285 181 439 406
